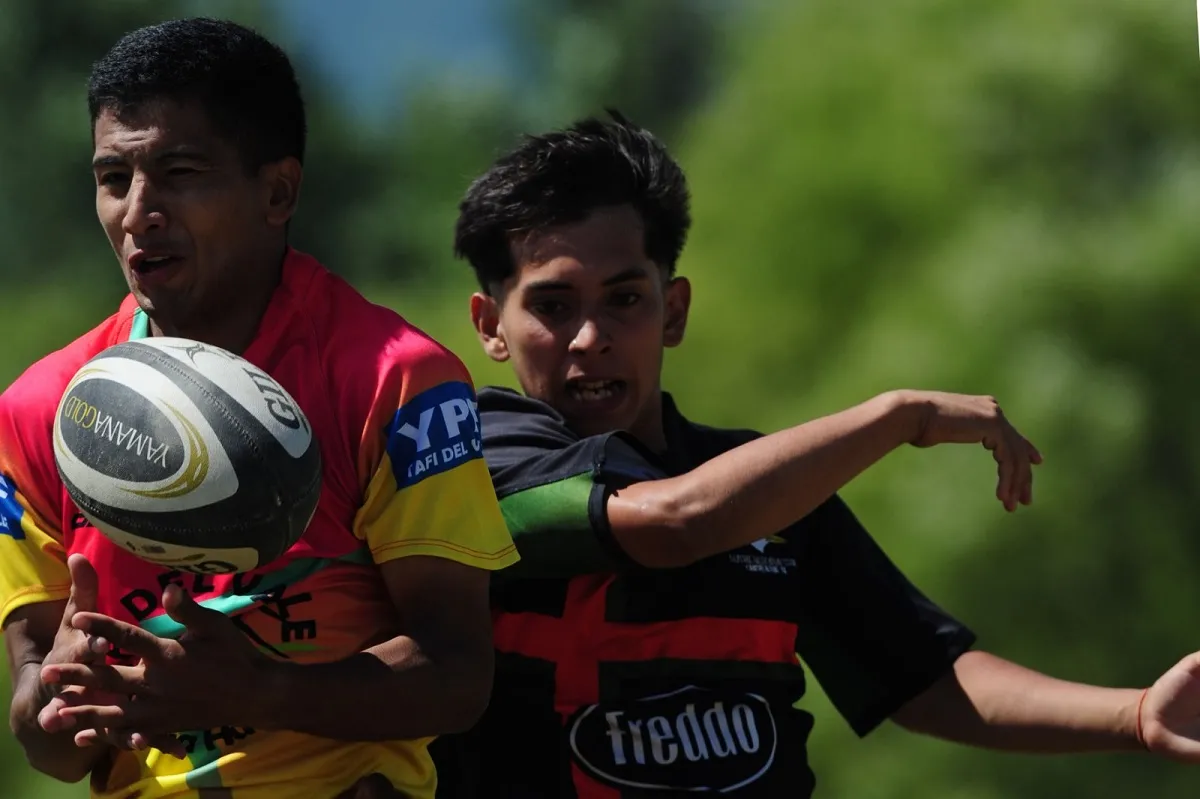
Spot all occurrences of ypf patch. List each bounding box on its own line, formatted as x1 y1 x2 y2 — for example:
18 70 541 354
0 473 26 539
385 381 482 489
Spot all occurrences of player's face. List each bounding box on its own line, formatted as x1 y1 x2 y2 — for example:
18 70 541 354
474 205 691 449
92 101 299 346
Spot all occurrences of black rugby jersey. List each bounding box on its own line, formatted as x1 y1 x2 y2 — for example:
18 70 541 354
431 388 975 797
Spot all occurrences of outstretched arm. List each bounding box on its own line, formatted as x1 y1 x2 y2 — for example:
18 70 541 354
893 648 1200 761
609 390 1040 568
892 650 1144 753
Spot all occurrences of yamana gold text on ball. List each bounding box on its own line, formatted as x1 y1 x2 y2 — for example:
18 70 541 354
55 368 210 500
123 402 209 500
60 393 173 471
61 395 99 429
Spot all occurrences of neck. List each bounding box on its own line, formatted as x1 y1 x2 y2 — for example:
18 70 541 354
150 246 286 355
627 387 668 453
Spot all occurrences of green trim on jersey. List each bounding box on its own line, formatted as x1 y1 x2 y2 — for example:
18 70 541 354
498 473 613 579
129 308 149 341
139 549 372 639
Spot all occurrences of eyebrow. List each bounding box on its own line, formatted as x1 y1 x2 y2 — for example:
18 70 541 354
524 265 653 293
91 146 212 170
602 266 653 286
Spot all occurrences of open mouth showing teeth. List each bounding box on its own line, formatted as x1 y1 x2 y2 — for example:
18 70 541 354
136 256 179 274
567 380 625 402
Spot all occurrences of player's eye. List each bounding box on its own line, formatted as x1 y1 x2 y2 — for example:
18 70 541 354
531 300 569 318
610 291 642 308
97 172 129 187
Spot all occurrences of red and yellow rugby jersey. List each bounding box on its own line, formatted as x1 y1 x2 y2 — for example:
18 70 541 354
0 250 518 799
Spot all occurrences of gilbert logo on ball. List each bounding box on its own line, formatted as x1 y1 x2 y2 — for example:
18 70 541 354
53 338 322 575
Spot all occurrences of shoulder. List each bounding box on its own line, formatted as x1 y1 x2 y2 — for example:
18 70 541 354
478 388 575 442
307 260 468 385
476 387 668 496
1 302 135 425
0 303 134 511
288 253 472 412
476 387 582 468
285 257 482 489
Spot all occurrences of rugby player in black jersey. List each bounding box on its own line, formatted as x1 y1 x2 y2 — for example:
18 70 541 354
429 111 1200 797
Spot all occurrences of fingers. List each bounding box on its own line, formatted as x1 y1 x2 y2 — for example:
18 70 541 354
1028 442 1044 466
163 584 213 634
1019 435 1038 506
993 434 1038 512
985 404 1042 512
55 701 137 731
163 584 235 641
56 700 173 737
49 691 187 758
992 438 1018 512
73 727 104 747
64 553 99 623
50 629 111 668
71 613 169 661
1005 428 1040 511
38 694 76 733
1011 440 1028 511
75 727 187 759
42 662 143 695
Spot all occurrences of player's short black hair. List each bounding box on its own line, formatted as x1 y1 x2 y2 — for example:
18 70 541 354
87 17 306 171
455 110 691 293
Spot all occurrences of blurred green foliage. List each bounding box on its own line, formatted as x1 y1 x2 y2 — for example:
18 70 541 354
5 0 1200 796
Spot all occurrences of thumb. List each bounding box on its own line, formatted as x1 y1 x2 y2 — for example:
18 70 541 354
65 554 99 618
162 584 225 638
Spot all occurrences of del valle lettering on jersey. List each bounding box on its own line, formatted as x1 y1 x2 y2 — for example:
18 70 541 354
0 474 25 539
385 381 482 487
568 686 778 793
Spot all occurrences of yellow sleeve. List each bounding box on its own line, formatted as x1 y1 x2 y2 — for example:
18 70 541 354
353 360 518 571
0 390 69 627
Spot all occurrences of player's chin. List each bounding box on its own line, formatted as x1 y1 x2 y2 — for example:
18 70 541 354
560 390 637 437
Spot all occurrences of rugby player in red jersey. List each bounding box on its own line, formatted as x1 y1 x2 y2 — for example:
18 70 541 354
1 18 517 799
429 111 1200 797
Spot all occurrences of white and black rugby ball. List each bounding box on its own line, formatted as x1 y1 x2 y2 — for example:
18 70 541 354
52 337 322 574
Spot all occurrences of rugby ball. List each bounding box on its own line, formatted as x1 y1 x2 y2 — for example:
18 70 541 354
52 337 322 574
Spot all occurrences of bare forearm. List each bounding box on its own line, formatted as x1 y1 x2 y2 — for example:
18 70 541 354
894 651 1144 753
10 665 105 782
250 636 491 741
617 391 915 564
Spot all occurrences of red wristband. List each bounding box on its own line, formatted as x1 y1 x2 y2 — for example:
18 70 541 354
1135 687 1150 750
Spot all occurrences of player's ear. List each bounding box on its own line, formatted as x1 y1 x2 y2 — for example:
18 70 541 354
471 292 510 363
262 157 303 228
663 276 691 349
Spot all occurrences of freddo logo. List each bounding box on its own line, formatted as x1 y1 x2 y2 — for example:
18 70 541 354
387 381 482 488
569 686 778 793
